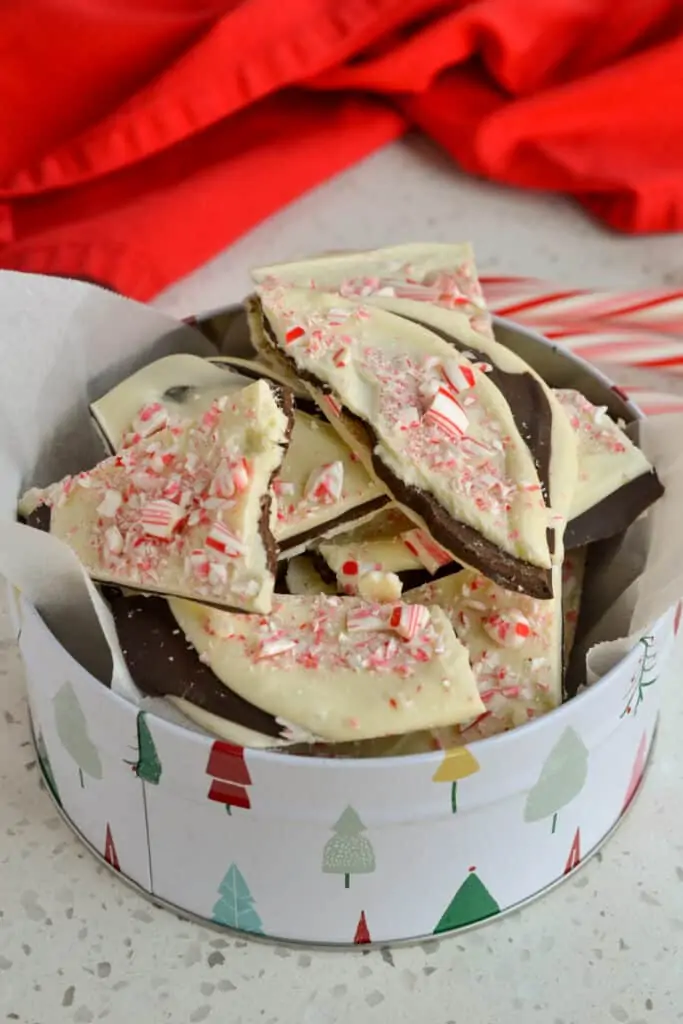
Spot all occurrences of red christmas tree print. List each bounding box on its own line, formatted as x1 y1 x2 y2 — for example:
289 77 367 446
354 910 371 945
104 824 120 871
622 732 648 814
206 741 252 811
563 828 581 875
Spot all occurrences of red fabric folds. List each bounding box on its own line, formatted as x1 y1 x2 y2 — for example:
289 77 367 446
0 0 680 299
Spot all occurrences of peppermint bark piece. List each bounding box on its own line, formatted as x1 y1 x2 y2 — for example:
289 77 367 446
405 565 564 741
554 389 664 548
253 242 493 339
561 548 586 663
271 410 388 556
258 288 555 598
20 380 292 613
318 506 455 593
169 593 484 742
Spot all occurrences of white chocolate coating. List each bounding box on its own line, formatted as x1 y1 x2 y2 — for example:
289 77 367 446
252 242 493 339
555 389 654 519
284 555 337 597
169 593 484 742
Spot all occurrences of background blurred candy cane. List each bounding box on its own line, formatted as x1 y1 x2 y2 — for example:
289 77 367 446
482 277 683 416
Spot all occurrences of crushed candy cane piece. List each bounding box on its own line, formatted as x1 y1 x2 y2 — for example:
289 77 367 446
402 529 452 574
482 610 532 649
304 461 344 504
104 525 123 555
390 603 430 641
97 489 122 518
140 498 184 539
285 325 306 345
346 606 388 633
133 402 168 438
423 387 469 439
441 359 476 393
257 637 297 659
205 521 247 557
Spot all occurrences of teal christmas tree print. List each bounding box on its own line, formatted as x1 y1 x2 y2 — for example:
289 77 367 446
132 711 161 893
524 726 589 833
53 681 102 788
322 806 376 888
134 712 162 783
212 864 263 934
621 636 658 718
434 868 500 934
36 730 61 808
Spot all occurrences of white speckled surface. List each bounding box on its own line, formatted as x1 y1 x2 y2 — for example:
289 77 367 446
2 138 683 1023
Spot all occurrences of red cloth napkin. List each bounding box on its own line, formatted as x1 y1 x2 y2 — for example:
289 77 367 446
1 0 681 300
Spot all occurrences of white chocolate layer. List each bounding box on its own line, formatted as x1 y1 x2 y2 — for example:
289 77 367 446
555 389 654 519
169 593 484 742
252 242 493 339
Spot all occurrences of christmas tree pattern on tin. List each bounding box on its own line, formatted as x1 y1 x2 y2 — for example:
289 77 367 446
622 732 648 814
322 806 375 889
104 824 121 871
434 867 500 933
53 681 102 788
621 636 657 718
131 711 162 893
432 746 480 813
524 727 588 833
35 730 61 808
564 827 581 875
206 741 252 813
354 910 371 944
212 864 263 934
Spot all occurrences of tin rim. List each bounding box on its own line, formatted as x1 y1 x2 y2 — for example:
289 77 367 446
30 712 658 951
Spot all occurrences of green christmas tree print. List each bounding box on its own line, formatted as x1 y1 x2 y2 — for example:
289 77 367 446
621 636 658 718
524 726 589 833
131 711 161 893
134 712 162 783
322 806 376 889
434 868 500 934
212 864 263 934
36 730 61 808
53 681 102 788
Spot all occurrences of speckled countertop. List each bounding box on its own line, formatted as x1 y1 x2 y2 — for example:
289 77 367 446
2 138 683 1024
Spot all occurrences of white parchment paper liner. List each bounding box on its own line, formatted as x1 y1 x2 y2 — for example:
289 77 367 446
0 272 679 740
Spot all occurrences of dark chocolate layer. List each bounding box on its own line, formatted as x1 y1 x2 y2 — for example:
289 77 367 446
565 469 664 550
278 494 389 554
103 587 285 739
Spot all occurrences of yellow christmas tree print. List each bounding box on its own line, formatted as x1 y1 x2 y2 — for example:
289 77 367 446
432 747 480 813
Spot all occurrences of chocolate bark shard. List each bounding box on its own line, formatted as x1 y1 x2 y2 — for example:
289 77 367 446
103 587 286 741
20 380 293 614
405 565 564 741
169 592 484 742
271 410 389 556
257 287 555 598
554 388 664 547
210 353 312 404
252 242 493 340
318 506 457 593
